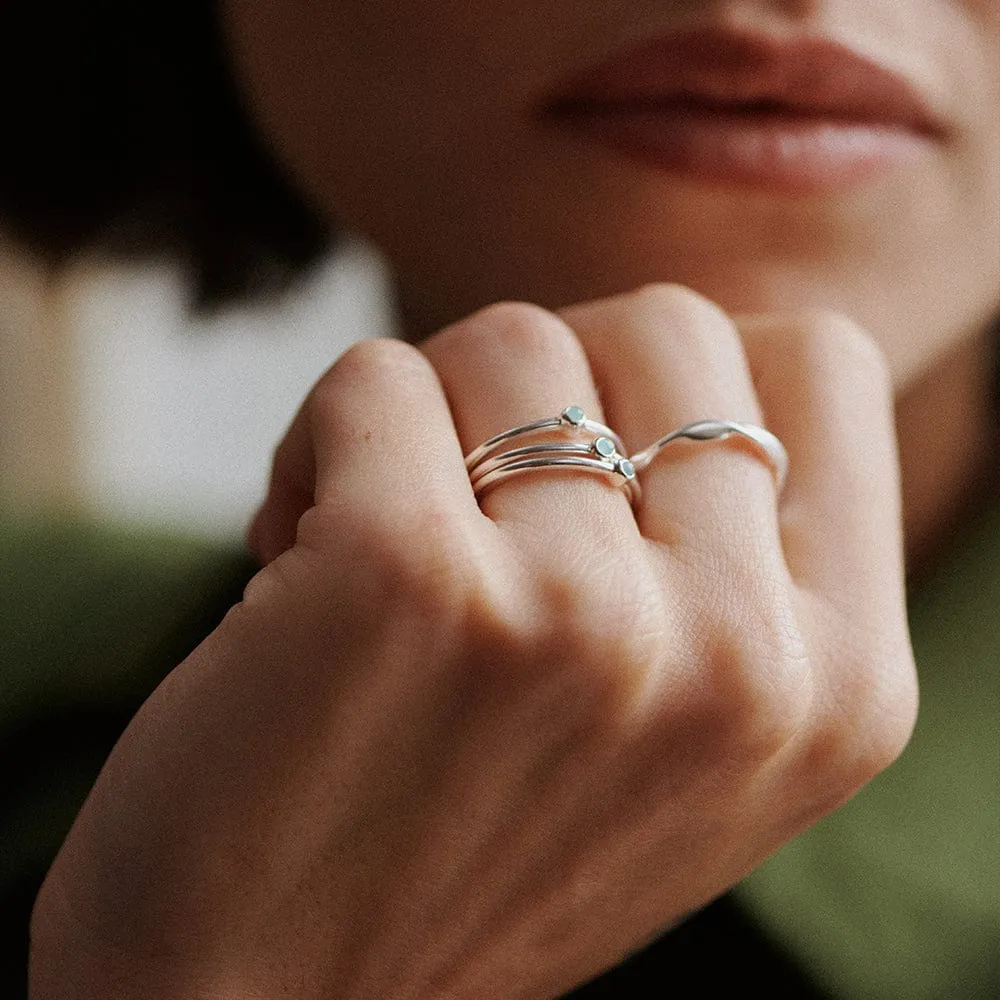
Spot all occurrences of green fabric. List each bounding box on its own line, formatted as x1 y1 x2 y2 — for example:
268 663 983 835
0 506 252 915
737 502 1000 999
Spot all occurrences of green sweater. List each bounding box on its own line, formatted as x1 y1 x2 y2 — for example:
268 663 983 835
2 504 997 996
737 501 1000 998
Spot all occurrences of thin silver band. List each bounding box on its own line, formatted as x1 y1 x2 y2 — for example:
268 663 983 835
472 454 640 505
629 419 788 492
470 438 615 485
463 405 626 472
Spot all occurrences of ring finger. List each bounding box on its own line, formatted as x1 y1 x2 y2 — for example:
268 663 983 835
421 301 636 539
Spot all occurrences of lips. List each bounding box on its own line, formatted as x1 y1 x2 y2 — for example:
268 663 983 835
541 28 945 192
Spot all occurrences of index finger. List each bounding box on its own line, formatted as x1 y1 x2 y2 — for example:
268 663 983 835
250 338 478 565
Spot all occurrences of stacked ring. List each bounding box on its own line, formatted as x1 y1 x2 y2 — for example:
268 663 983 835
464 406 639 505
464 405 626 471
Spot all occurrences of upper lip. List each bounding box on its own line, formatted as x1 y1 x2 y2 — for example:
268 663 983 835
541 27 946 137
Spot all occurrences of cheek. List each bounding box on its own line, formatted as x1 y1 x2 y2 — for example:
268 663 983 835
220 0 1000 380
843 2 994 384
219 0 439 226
218 0 530 232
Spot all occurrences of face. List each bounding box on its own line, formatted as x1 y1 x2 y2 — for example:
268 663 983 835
221 1 1000 389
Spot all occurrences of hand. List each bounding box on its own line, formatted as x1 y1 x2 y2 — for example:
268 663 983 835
30 285 917 999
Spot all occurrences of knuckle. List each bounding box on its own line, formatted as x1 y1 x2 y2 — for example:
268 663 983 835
305 378 341 431
335 336 428 385
473 300 585 364
842 648 918 785
288 500 486 631
800 640 918 796
472 561 667 729
685 600 813 764
628 282 733 333
626 283 742 364
628 281 714 313
549 565 663 674
793 309 893 392
311 338 429 418
424 300 587 377
358 511 482 617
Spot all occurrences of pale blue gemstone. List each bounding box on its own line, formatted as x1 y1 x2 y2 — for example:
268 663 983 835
594 436 617 458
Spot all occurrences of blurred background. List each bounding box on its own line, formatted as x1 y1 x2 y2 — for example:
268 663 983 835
0 234 396 541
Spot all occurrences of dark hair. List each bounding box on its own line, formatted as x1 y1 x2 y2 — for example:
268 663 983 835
0 1 331 307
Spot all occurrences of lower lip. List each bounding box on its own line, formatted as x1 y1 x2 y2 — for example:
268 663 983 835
547 104 931 192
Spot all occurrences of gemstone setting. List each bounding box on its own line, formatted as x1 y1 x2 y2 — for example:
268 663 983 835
593 436 617 459
617 458 636 480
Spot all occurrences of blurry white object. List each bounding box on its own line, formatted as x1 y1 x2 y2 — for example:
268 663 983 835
69 237 397 539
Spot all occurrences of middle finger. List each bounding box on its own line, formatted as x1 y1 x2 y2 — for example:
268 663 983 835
562 285 783 557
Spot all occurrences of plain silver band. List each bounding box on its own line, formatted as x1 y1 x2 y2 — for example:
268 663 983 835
472 456 641 505
629 420 788 492
464 411 625 472
470 441 612 485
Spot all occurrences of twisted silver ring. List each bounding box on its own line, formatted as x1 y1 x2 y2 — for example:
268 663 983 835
629 420 788 492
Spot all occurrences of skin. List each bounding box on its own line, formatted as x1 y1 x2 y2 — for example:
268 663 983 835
32 295 917 999
219 0 1000 563
219 0 1000 377
29 1 999 997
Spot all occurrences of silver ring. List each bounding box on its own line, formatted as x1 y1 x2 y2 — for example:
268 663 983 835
465 409 639 505
629 420 788 492
463 405 626 472
469 437 616 484
473 452 640 505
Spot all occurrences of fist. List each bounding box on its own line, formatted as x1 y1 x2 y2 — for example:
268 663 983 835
32 286 916 1000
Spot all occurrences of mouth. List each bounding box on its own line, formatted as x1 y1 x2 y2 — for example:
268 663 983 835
540 28 946 193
